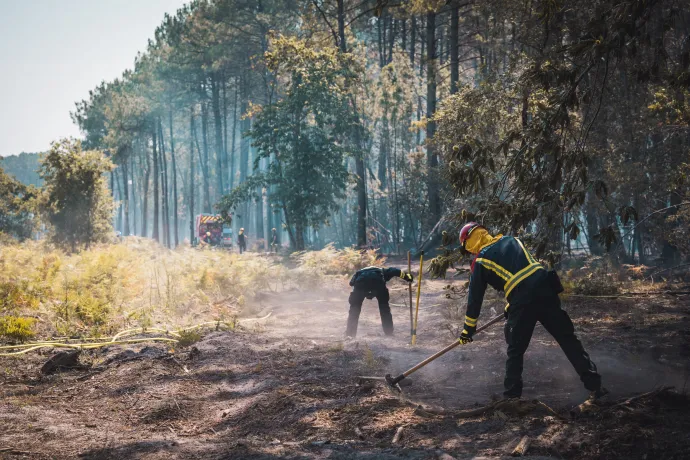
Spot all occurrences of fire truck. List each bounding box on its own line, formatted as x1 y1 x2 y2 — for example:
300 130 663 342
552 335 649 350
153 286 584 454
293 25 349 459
194 214 232 248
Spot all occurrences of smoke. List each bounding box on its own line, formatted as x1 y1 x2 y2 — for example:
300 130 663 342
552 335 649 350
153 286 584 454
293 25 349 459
251 282 688 409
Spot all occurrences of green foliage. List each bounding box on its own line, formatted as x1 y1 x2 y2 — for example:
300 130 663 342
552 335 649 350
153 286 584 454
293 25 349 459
568 271 621 297
218 36 364 250
0 281 42 311
39 139 114 252
0 153 43 187
0 316 36 343
0 165 37 241
595 225 619 252
177 329 203 347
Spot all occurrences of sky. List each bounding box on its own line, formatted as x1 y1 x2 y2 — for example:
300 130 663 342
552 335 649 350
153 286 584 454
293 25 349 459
0 0 188 156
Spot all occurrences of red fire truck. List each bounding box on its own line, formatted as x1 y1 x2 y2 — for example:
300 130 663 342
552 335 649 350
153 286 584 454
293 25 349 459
194 214 232 248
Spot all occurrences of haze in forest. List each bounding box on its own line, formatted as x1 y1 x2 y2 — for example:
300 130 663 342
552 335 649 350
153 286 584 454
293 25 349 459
0 0 187 156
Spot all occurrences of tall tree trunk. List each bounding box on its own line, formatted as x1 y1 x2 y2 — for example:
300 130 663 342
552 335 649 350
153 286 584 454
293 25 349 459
169 109 179 247
212 73 225 200
189 110 196 245
239 96 251 229
419 15 425 79
142 146 150 238
222 73 229 193
295 219 305 251
378 119 388 189
426 11 441 222
253 144 264 245
114 168 123 232
152 127 160 242
189 108 196 245
439 24 444 66
410 16 416 66
661 191 682 265
262 178 269 252
229 77 239 191
388 16 395 64
377 13 385 68
450 5 460 94
130 152 137 235
201 100 212 213
282 203 296 249
338 0 366 248
401 18 407 53
121 156 130 236
158 118 170 248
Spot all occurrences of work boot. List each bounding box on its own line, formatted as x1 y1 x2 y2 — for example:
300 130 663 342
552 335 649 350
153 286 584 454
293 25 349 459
589 386 609 401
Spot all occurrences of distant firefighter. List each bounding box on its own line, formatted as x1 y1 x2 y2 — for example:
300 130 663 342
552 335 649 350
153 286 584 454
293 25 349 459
270 228 278 253
238 228 247 254
345 266 413 338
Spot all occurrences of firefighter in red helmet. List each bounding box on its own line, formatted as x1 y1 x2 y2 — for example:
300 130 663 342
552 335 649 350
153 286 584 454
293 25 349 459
458 222 607 400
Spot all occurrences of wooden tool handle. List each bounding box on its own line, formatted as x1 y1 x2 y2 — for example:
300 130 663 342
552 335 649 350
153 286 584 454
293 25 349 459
402 312 504 378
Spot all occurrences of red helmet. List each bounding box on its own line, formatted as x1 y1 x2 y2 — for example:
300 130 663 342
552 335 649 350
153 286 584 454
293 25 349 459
459 222 483 248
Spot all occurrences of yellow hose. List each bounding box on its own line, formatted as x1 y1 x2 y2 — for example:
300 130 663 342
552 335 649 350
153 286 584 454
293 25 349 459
0 313 253 356
0 337 179 357
0 319 245 357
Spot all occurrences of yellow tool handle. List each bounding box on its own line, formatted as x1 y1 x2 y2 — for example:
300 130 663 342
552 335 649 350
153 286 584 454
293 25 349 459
408 251 413 337
411 251 424 345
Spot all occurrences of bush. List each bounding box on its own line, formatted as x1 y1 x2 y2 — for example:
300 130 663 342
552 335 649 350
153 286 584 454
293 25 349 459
294 243 385 276
0 316 36 342
0 281 41 311
177 329 203 347
567 271 621 296
39 139 114 252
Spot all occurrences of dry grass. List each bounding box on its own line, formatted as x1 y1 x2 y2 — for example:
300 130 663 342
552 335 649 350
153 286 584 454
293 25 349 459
0 238 359 342
293 243 384 276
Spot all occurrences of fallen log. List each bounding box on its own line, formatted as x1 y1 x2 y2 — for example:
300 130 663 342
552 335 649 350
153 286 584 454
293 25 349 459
392 426 404 444
611 386 674 408
511 436 530 457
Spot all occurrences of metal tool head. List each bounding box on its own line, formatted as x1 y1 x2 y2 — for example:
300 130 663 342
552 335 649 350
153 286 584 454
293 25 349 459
385 373 403 393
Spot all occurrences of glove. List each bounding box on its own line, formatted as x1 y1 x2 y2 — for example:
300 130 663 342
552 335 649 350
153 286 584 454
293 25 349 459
458 328 474 344
402 272 414 283
504 303 510 319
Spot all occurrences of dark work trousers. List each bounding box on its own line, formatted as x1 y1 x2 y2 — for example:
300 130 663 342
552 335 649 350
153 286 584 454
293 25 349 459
345 288 393 337
238 242 246 254
504 291 601 397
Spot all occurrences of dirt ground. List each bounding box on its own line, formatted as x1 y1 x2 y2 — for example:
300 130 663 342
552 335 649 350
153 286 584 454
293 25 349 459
1 263 690 459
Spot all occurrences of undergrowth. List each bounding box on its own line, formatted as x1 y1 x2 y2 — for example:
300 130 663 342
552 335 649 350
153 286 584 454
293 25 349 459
293 243 384 276
563 269 621 296
0 238 365 342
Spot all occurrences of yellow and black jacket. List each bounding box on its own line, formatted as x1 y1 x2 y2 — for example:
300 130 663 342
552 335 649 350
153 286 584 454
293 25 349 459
465 236 546 330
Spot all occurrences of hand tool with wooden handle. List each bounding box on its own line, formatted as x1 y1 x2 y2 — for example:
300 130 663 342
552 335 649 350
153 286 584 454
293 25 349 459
386 312 505 392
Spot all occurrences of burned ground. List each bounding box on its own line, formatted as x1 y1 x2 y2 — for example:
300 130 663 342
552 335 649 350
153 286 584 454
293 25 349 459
1 269 689 459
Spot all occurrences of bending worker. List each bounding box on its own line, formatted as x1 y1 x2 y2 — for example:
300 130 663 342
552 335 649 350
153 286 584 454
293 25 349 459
346 266 413 338
458 222 607 400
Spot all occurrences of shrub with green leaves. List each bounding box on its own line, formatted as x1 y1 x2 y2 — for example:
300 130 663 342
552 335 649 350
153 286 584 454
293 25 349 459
0 316 36 343
39 138 114 252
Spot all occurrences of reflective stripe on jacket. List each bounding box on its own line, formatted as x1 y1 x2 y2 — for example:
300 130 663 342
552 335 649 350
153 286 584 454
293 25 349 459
466 236 545 324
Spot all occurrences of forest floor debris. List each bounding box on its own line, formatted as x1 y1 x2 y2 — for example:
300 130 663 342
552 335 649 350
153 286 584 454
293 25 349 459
1 260 689 459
